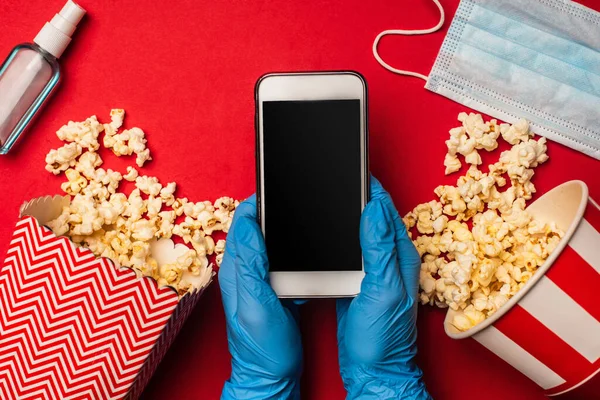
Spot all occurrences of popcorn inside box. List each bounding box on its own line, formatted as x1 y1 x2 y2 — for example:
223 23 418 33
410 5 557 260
43 109 238 297
0 109 239 399
405 112 570 333
404 112 600 395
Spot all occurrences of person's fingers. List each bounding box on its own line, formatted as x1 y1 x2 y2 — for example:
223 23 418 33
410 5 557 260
390 215 421 300
357 198 404 304
370 177 421 299
281 299 302 325
336 298 351 347
233 211 287 332
369 175 388 201
335 298 352 375
336 298 351 329
346 200 408 366
219 194 257 322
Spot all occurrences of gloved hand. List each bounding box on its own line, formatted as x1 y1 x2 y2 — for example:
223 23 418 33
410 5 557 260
219 195 303 400
336 178 431 400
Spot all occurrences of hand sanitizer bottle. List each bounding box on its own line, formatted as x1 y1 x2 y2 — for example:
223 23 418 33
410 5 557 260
0 0 86 154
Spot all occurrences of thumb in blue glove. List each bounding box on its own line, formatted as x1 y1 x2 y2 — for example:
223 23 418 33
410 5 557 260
219 195 303 400
337 178 431 400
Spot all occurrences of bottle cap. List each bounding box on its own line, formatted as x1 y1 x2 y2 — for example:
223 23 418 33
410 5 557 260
33 0 86 59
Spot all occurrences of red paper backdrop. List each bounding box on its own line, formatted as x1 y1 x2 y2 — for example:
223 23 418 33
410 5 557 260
1 0 599 399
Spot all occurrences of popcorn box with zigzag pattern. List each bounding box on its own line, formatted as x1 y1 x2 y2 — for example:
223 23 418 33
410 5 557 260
0 196 211 400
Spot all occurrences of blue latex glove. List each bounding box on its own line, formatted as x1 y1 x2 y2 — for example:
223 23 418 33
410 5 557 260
337 178 431 400
219 195 302 400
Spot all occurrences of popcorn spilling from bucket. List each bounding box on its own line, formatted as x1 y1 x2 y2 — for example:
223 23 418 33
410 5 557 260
43 109 239 297
406 113 564 331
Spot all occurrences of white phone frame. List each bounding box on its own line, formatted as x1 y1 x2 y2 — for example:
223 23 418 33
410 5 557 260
256 71 368 298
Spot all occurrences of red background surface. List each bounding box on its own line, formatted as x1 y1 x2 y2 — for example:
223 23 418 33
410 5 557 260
1 0 599 399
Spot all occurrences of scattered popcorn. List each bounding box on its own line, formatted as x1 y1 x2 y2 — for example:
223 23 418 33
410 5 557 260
56 115 104 151
125 127 147 154
60 169 88 195
123 166 139 182
102 109 153 166
160 182 177 206
46 206 70 236
129 241 150 268
136 175 162 196
94 168 122 194
183 201 207 218
157 210 176 238
197 209 221 235
75 151 103 180
205 235 216 255
189 251 209 275
43 110 239 298
215 239 226 255
500 118 532 145
444 113 507 175
136 148 152 168
81 180 110 202
444 154 461 175
159 263 183 286
122 188 146 221
45 142 82 175
412 113 563 332
103 108 125 136
146 195 162 218
189 228 210 256
214 197 239 233
177 249 197 270
69 193 104 236
171 197 188 217
98 193 127 225
452 305 486 331
131 218 158 241
110 129 133 156
109 108 125 128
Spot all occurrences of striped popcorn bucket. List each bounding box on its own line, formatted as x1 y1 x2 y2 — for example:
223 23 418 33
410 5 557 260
0 196 211 399
445 180 600 398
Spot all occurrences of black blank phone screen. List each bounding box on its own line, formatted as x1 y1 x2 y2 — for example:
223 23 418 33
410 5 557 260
262 100 362 272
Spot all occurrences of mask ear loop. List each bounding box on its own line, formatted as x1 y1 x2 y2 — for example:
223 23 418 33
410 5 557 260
372 0 445 81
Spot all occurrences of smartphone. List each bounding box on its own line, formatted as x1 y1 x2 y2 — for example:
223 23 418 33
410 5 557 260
255 71 369 298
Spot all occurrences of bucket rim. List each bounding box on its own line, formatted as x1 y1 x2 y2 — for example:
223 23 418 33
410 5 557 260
444 180 590 339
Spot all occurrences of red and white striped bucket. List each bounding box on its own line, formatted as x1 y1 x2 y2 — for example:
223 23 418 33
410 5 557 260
445 180 600 397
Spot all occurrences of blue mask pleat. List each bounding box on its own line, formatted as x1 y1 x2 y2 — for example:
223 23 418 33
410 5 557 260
426 0 600 159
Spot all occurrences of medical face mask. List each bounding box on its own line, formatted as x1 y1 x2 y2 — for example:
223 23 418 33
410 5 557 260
373 0 600 160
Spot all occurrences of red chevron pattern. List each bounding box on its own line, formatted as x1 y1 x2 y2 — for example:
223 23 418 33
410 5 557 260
126 283 209 400
0 216 180 400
